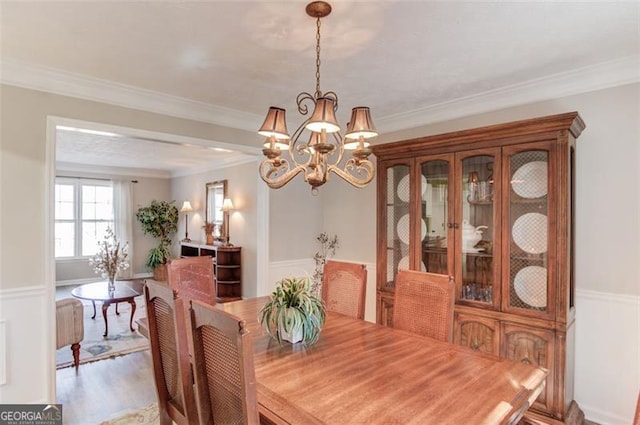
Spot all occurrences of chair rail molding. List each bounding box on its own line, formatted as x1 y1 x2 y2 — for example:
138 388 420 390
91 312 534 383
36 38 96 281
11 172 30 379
0 284 52 403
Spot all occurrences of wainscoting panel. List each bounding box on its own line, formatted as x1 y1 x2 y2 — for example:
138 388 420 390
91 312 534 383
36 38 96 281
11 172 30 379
574 289 640 425
0 320 6 385
0 285 51 403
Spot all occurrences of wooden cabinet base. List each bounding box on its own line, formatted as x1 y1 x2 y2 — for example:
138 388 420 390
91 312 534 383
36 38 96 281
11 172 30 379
520 401 585 425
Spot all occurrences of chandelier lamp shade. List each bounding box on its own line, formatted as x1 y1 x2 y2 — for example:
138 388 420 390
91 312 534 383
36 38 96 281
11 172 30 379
180 201 193 242
258 1 378 194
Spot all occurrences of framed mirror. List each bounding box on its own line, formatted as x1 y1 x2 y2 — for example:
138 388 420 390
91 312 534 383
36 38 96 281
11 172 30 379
205 180 227 241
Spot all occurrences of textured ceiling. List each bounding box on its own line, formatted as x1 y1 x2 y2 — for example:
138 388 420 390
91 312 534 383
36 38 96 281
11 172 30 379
2 1 638 174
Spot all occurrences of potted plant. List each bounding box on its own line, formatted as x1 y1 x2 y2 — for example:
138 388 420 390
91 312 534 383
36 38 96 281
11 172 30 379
202 221 215 245
136 200 179 281
259 277 326 345
89 227 129 292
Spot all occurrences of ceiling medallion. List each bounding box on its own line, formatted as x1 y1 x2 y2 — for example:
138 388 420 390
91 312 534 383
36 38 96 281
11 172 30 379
257 1 378 195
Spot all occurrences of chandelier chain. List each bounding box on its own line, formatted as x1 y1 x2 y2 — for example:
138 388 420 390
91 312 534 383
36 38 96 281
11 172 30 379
315 16 322 98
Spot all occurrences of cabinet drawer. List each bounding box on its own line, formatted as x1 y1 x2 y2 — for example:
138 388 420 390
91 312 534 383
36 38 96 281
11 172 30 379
502 323 555 415
454 312 500 356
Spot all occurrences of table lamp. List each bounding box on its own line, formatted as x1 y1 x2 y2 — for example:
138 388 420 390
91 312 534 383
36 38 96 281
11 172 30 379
180 201 193 242
221 198 234 246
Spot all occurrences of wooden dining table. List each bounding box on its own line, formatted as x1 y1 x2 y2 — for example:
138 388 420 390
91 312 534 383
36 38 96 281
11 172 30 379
216 297 547 425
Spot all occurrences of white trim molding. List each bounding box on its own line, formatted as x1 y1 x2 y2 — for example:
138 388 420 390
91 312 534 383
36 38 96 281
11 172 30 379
1 59 263 132
376 55 640 132
3 56 638 135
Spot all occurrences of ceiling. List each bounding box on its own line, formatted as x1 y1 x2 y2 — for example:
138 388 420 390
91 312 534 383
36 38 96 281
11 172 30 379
2 1 638 175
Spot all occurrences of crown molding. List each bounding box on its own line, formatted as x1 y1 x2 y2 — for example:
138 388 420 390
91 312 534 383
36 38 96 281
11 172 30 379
377 55 640 132
0 59 263 132
2 56 638 134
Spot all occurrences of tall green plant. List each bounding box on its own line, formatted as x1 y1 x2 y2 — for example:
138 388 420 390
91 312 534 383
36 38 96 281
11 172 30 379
259 277 326 345
136 200 178 269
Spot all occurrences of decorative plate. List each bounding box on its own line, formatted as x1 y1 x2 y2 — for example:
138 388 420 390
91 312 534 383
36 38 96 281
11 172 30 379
398 255 426 272
514 266 547 308
512 213 547 254
511 161 547 198
397 214 426 245
397 175 428 203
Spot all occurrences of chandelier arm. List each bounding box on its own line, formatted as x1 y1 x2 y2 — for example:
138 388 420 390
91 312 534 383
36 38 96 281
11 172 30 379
296 92 316 116
259 160 307 189
326 159 375 188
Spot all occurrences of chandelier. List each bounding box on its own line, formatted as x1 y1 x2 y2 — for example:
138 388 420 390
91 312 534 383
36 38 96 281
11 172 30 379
258 1 378 194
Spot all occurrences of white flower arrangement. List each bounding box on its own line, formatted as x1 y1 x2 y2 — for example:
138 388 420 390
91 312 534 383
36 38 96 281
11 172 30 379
89 227 130 282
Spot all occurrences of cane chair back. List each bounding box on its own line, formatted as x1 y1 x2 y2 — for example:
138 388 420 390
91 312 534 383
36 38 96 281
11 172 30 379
167 256 216 306
393 270 455 342
189 300 260 425
322 260 367 320
144 280 198 425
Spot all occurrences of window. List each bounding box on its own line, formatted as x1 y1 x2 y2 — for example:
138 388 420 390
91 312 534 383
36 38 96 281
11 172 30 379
55 178 114 258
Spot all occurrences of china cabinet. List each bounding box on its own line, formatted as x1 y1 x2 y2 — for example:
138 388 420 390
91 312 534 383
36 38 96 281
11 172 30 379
371 112 585 424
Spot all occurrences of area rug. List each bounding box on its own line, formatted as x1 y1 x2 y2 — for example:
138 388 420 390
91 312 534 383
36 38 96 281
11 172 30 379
99 403 160 425
56 295 149 369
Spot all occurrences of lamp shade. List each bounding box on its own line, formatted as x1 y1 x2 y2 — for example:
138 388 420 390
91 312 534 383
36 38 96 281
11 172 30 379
306 97 340 133
259 107 290 140
221 198 234 212
345 107 378 140
180 201 193 213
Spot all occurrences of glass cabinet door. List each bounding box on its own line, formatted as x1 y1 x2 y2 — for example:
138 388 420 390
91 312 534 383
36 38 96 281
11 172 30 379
383 162 411 291
504 145 554 317
419 156 453 276
456 150 500 309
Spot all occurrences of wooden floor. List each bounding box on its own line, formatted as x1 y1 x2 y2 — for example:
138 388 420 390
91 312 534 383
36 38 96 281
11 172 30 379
56 349 157 424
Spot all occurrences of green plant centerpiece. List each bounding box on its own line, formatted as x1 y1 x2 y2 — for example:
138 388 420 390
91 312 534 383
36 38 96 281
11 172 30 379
135 200 179 280
259 277 326 345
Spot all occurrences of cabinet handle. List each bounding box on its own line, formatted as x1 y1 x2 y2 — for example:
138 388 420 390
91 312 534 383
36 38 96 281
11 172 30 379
447 223 453 229
453 223 459 229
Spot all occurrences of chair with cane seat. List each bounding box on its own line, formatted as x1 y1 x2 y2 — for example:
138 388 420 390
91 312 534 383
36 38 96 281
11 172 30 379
322 260 367 320
144 280 198 425
393 270 455 342
189 299 260 425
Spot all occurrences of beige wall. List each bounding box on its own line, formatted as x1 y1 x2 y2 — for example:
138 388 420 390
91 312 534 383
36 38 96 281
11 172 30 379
268 176 324 261
378 83 640 296
170 160 261 298
0 84 256 291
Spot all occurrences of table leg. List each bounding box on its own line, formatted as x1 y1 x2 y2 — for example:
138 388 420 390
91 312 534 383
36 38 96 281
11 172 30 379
115 303 120 315
102 301 110 337
91 300 97 319
128 299 136 332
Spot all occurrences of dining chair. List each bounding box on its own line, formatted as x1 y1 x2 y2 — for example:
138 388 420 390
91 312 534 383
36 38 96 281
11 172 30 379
392 269 455 342
188 299 260 425
56 298 84 371
167 256 216 306
144 279 198 425
138 256 216 339
322 260 367 320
